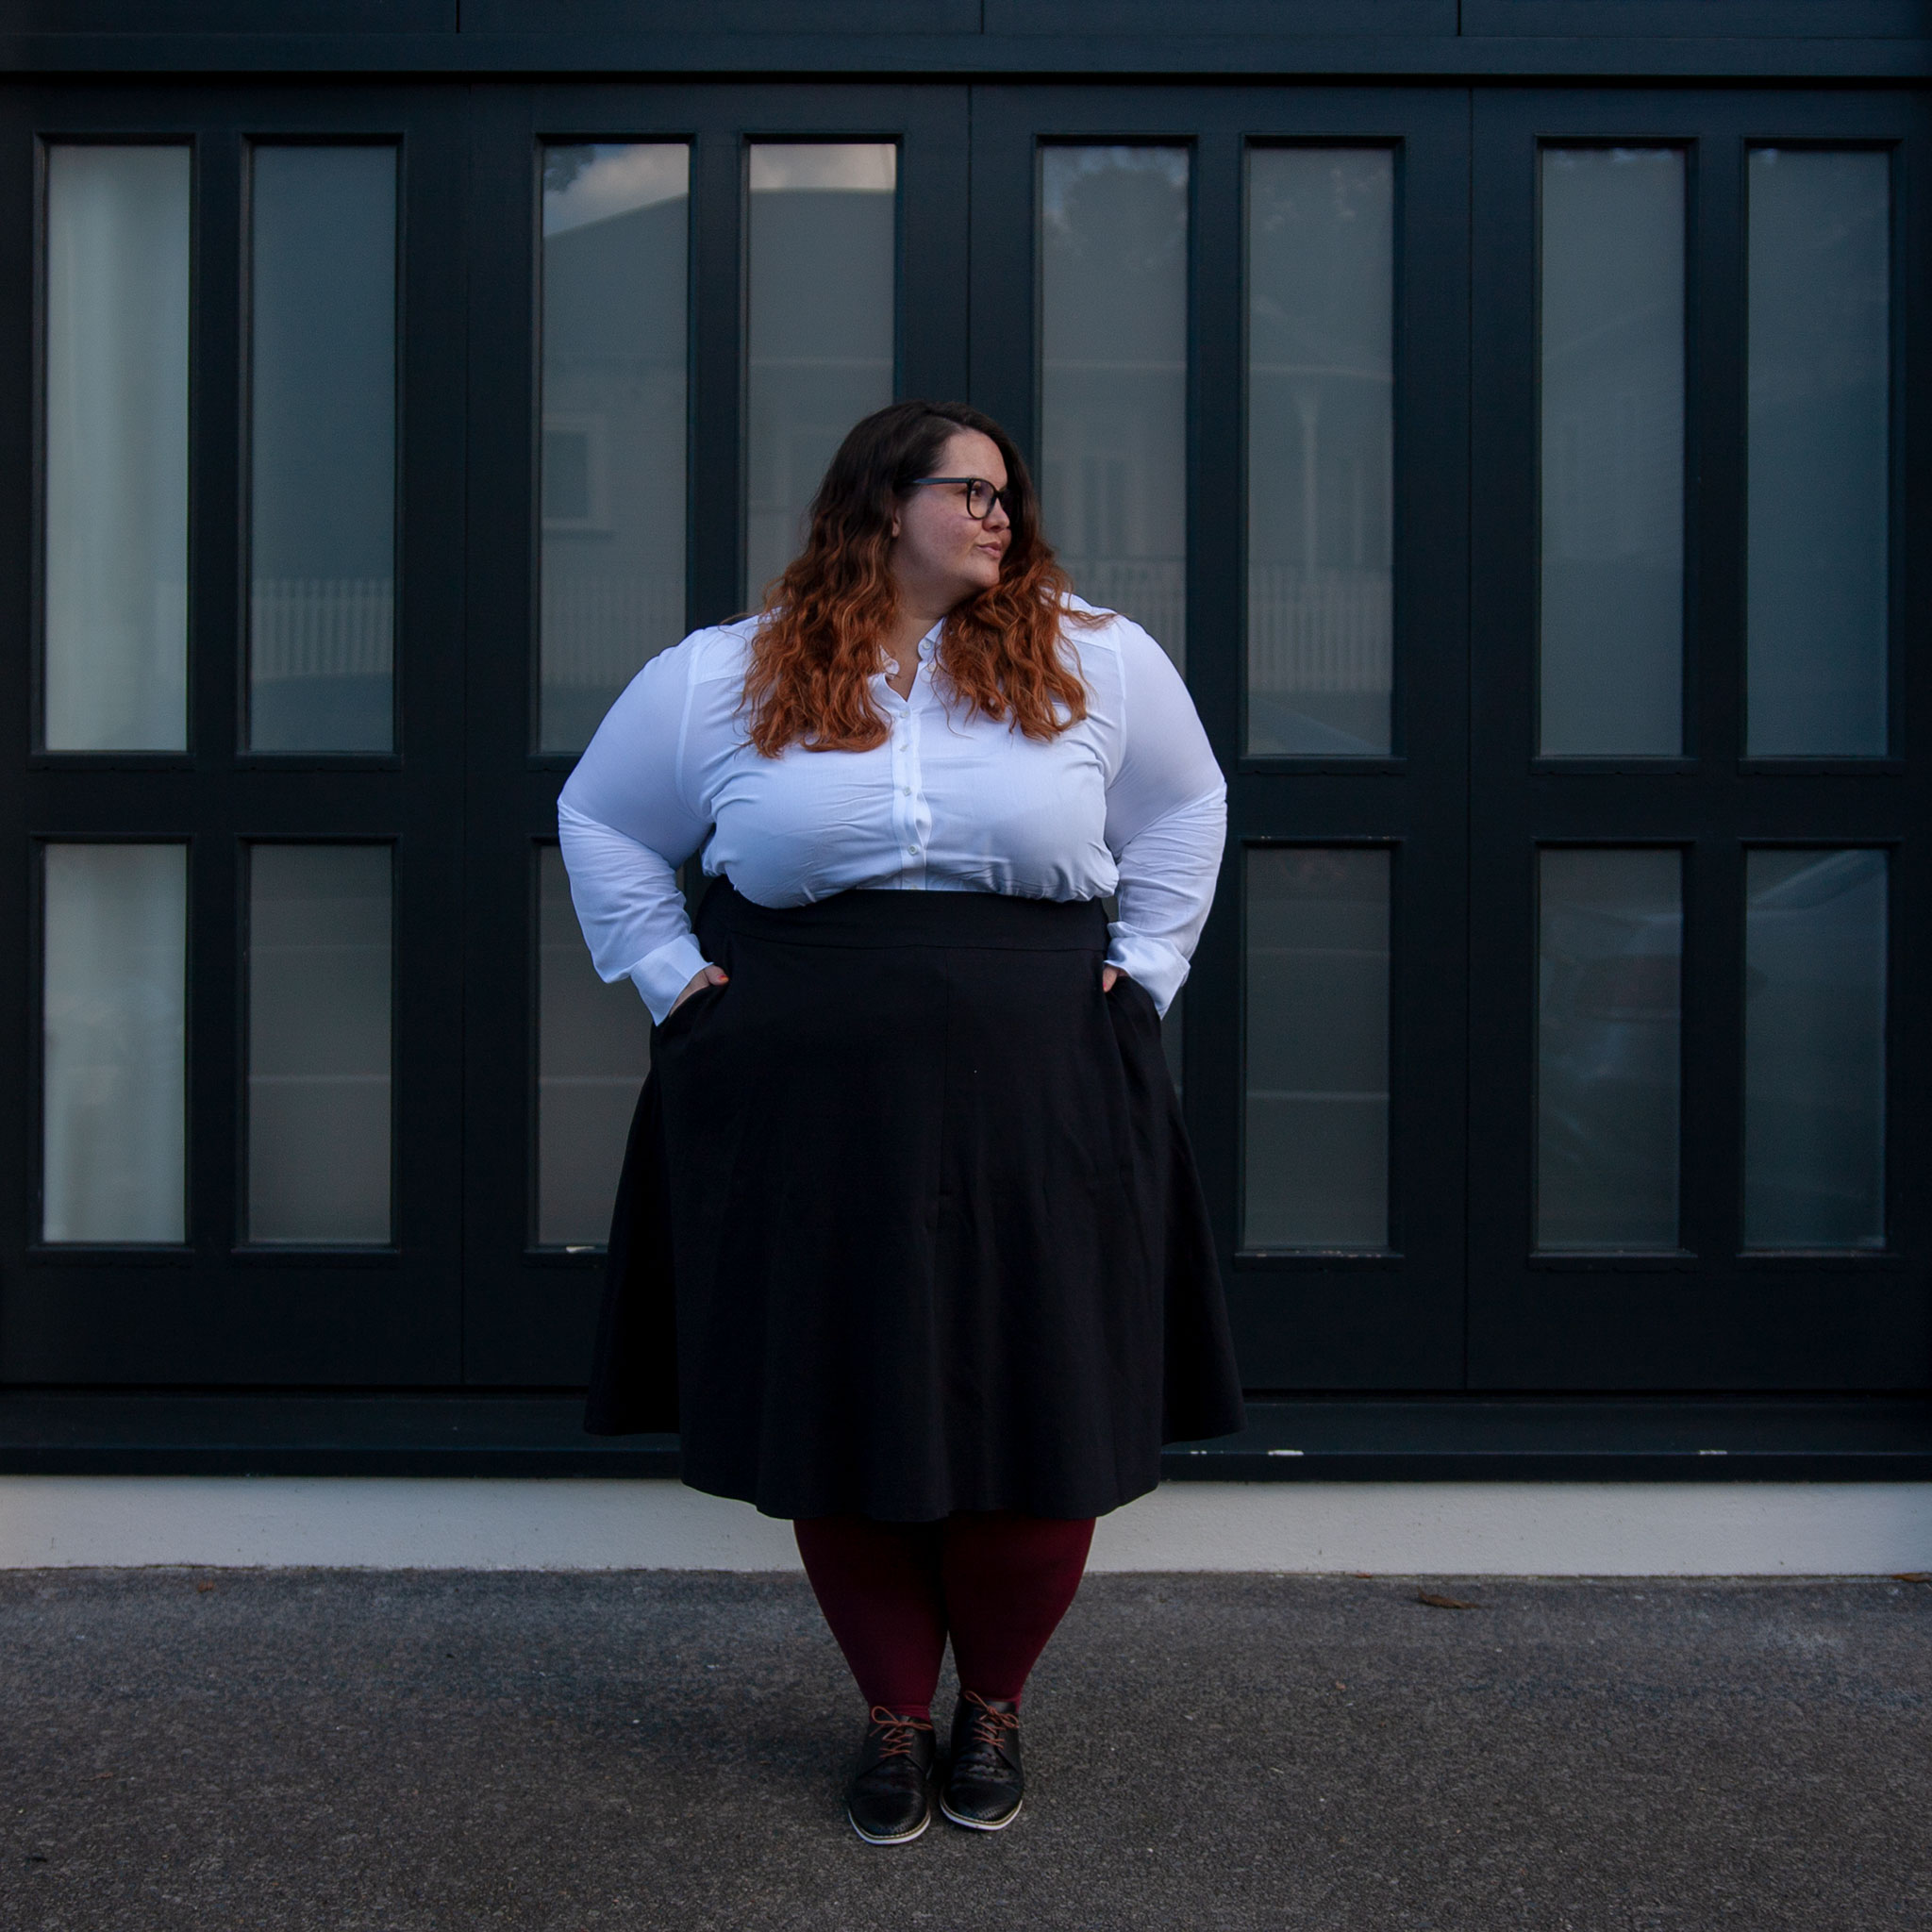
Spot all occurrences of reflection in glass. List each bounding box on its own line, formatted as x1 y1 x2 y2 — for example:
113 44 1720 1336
43 145 191 752
1540 149 1684 757
1537 849 1680 1251
746 143 895 603
1247 149 1393 756
1748 150 1890 758
538 845 653 1246
248 146 397 753
541 143 690 754
1041 146 1189 667
1744 850 1886 1249
247 845 391 1243
42 844 187 1241
1244 848 1390 1250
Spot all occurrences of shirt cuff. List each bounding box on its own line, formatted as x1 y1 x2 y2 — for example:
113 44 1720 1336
628 933 712 1025
1105 926 1190 1017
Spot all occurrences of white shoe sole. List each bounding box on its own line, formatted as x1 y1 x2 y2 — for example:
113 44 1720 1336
848 1806 932 1845
940 1794 1024 1832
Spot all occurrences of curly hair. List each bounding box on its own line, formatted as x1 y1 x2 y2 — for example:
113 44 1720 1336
742 400 1099 758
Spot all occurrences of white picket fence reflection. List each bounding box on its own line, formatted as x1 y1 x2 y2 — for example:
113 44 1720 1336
1247 566 1391 695
250 578 393 679
541 574 685 691
246 569 1391 703
1062 558 1184 655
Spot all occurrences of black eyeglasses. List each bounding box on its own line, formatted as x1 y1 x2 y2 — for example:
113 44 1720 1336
908 476 1011 522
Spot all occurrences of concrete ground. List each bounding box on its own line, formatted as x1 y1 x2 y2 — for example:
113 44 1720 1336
0 1570 1926 1930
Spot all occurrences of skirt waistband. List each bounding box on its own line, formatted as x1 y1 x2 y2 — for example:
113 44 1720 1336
702 877 1109 952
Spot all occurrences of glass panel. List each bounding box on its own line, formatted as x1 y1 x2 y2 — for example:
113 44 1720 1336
1246 148 1394 756
247 146 397 753
1537 849 1681 1252
1244 848 1390 1250
1747 150 1890 758
247 845 391 1243
43 145 191 752
1539 148 1684 758
42 844 188 1242
745 142 896 603
540 143 690 754
537 846 654 1246
1041 145 1189 668
1744 850 1886 1250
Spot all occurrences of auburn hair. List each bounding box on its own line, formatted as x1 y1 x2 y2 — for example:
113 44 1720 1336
742 400 1098 757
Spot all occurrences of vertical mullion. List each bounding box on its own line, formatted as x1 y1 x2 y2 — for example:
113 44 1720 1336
964 87 1036 460
0 94 30 1286
459 81 543 1379
688 116 742 631
1465 94 1541 1352
900 86 970 405
1189 125 1244 1258
1685 129 1745 1265
1891 105 1932 1274
189 128 242 1261
393 90 468 1340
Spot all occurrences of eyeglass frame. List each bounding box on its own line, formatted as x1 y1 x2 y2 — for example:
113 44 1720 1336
906 475 1012 523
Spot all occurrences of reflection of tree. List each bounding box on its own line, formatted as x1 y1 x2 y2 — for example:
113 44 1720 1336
1047 164 1186 299
542 146 594 196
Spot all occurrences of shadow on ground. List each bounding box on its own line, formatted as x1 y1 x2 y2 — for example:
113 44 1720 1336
1 1570 1927 1929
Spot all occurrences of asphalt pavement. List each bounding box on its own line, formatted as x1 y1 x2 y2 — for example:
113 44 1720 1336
2 1567 1927 1929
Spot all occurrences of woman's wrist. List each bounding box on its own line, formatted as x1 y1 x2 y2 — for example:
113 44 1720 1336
670 963 728 1013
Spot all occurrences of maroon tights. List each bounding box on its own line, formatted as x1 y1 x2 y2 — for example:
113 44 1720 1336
793 1511 1095 1719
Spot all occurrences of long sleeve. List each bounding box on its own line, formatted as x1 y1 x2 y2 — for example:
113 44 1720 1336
1100 623 1228 1015
557 638 714 1024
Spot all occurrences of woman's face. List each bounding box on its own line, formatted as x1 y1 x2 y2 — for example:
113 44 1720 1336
889 428 1013 610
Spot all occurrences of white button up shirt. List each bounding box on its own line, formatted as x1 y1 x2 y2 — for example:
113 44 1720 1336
557 600 1226 1023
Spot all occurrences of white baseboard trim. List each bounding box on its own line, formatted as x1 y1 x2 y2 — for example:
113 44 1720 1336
2 1476 1929 1574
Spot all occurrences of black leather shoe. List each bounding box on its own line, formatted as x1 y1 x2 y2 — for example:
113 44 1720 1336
844 1707 936 1845
941 1691 1024 1831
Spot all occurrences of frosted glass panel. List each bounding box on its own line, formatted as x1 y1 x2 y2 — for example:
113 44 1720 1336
1247 149 1393 756
1540 149 1684 758
42 844 187 1242
1244 848 1390 1250
1041 146 1189 668
248 146 396 752
1744 850 1886 1250
1747 150 1890 758
247 845 391 1243
538 846 653 1245
1537 849 1681 1251
43 145 190 752
541 143 690 754
745 143 895 603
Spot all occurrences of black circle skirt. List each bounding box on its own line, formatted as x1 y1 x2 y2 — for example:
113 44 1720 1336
583 878 1245 1522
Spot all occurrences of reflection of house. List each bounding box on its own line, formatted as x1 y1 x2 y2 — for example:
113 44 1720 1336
1246 153 1394 754
1041 152 1189 660
540 193 688 751
744 185 896 600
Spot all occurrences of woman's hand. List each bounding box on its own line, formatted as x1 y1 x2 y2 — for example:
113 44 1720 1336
670 963 729 1014
1101 966 1119 993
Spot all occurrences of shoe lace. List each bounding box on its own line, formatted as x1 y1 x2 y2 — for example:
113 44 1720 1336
958 1690 1020 1764
867 1707 934 1759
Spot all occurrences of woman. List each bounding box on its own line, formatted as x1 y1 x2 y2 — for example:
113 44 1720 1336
560 399 1243 1845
